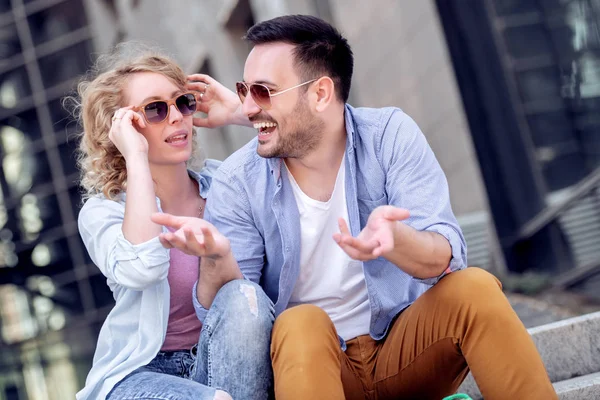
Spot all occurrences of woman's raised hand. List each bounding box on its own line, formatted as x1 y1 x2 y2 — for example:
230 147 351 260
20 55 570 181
108 106 149 161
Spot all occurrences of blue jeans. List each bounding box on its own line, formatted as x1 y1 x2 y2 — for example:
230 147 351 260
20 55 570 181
107 280 275 399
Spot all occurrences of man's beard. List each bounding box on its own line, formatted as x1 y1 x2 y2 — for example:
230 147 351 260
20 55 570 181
258 98 324 159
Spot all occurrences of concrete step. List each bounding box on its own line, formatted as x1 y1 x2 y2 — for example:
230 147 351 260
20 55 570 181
458 311 600 399
554 372 600 400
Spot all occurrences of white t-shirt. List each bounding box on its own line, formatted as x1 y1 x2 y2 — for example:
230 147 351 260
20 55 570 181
286 157 371 341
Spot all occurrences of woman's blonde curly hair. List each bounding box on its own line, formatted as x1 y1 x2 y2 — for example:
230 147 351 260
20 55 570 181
67 42 203 201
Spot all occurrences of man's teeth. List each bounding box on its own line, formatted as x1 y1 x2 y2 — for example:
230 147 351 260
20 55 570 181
253 122 277 130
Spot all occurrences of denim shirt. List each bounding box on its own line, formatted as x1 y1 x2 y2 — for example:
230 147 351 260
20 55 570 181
75 161 219 400
198 105 467 342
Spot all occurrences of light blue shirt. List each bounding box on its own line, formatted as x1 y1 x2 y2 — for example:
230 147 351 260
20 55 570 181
199 105 467 342
75 161 219 400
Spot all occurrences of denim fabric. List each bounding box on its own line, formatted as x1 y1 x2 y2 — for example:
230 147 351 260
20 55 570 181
108 279 274 400
200 105 467 341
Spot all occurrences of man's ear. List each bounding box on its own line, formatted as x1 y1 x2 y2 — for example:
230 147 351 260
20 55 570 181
313 76 336 112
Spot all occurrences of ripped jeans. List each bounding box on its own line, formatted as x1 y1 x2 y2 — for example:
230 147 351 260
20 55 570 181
107 280 275 400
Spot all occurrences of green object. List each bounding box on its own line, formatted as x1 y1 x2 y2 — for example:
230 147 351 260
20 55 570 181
443 395 473 400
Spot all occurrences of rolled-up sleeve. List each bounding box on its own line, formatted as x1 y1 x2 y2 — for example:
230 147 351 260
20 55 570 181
78 196 170 290
381 110 468 284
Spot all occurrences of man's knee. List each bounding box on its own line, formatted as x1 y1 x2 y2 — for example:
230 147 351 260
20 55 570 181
274 304 333 335
272 305 338 357
436 267 505 310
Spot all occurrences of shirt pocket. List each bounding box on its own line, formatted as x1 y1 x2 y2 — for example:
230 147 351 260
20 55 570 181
357 194 387 228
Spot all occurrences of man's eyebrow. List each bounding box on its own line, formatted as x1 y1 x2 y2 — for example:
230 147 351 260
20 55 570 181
140 90 182 104
244 79 278 88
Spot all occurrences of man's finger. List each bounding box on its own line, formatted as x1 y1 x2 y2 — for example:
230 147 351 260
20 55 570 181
383 207 410 221
340 235 378 254
183 228 206 254
338 217 352 235
337 241 370 261
151 213 187 228
158 234 174 249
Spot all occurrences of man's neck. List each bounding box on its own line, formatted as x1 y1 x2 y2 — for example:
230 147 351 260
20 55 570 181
285 122 347 202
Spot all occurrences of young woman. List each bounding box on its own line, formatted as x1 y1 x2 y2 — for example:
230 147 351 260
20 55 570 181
71 44 274 400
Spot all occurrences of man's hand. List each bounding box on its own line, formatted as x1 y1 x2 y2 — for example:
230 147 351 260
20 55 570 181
151 213 231 260
187 73 251 128
333 206 410 261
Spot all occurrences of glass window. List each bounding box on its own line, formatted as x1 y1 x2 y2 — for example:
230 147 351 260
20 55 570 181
516 66 562 104
48 98 78 137
504 25 552 60
0 127 52 198
23 193 62 241
38 40 93 89
89 273 114 309
493 0 538 16
0 0 11 13
52 279 84 315
27 0 87 46
0 67 32 111
22 237 74 278
527 111 577 147
0 109 41 141
0 23 22 60
58 139 79 177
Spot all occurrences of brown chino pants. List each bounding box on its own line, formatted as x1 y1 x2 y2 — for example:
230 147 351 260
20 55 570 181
271 268 557 400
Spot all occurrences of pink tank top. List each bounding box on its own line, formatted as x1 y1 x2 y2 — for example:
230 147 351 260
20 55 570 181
160 244 203 351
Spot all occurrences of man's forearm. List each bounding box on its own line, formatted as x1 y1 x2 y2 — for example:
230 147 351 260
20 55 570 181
384 222 452 279
197 252 243 309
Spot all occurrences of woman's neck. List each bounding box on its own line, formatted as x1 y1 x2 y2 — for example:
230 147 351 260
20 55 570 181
150 163 197 214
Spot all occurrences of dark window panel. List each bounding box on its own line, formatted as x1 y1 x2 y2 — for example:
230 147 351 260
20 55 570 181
28 0 87 46
504 25 552 60
52 278 84 315
38 40 93 89
0 0 10 13
527 111 577 147
57 139 78 177
89 273 114 309
548 24 577 65
493 0 538 16
541 153 589 191
579 124 600 168
48 98 79 137
68 180 83 213
35 193 63 237
0 109 41 141
0 23 21 60
516 66 563 104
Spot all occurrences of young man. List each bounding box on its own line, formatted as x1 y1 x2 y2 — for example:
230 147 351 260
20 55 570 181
153 14 557 400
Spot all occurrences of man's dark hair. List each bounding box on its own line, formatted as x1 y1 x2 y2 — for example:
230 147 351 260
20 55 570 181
244 15 354 103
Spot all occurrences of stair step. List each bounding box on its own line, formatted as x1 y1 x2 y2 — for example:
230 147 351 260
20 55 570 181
554 372 600 400
458 311 600 399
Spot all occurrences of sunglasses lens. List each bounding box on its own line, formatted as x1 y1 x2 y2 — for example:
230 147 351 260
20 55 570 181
144 101 168 123
249 84 271 109
176 93 197 115
236 82 248 103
